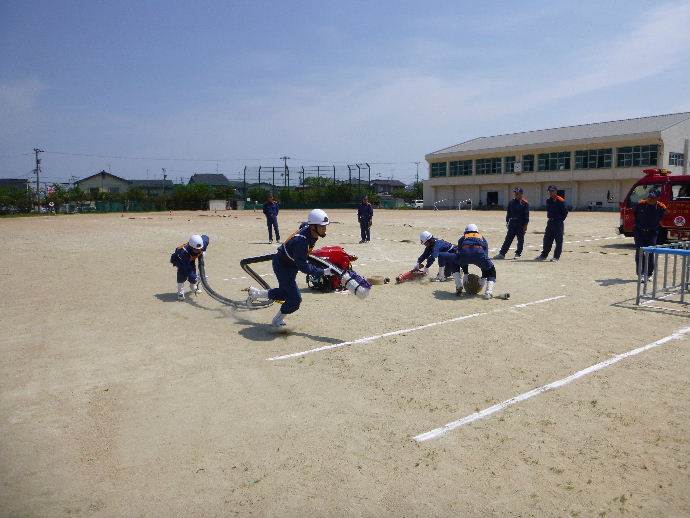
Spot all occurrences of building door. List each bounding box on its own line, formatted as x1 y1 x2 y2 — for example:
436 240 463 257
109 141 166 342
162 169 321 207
486 191 499 207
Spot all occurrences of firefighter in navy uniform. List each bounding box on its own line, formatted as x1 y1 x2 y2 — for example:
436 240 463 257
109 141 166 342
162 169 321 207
170 234 210 300
441 224 497 299
495 187 529 260
357 195 374 243
634 190 668 279
535 185 568 262
246 209 332 328
416 231 457 280
262 194 280 243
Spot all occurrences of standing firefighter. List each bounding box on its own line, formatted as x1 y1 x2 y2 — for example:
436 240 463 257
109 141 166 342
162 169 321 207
262 194 280 243
634 190 667 280
535 185 568 262
495 187 529 260
247 209 332 328
416 231 456 281
170 234 210 300
357 195 374 243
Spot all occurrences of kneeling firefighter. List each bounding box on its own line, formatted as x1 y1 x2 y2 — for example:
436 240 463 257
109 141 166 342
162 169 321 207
439 224 497 299
247 209 333 327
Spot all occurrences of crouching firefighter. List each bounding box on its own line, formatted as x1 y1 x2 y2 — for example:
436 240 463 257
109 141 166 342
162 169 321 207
246 209 332 328
417 231 456 281
441 224 497 299
170 234 210 300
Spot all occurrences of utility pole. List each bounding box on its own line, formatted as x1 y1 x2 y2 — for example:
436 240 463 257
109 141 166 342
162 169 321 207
280 156 290 187
33 148 44 208
162 168 167 195
414 161 420 184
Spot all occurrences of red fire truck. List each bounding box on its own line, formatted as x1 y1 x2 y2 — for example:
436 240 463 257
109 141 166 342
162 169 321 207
618 168 690 243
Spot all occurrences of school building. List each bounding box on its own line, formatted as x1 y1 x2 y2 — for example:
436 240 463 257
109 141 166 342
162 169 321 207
423 112 689 209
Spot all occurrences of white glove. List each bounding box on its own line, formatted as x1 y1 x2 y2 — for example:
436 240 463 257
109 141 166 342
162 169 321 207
421 267 429 274
414 263 422 271
435 268 444 280
322 267 333 276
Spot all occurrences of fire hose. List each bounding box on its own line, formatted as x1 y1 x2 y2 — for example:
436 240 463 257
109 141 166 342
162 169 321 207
198 253 369 309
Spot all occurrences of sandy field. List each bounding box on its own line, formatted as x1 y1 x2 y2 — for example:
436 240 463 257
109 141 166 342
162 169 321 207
1 208 688 517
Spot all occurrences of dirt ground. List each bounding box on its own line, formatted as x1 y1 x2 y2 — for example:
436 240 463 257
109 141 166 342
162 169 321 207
1 208 688 518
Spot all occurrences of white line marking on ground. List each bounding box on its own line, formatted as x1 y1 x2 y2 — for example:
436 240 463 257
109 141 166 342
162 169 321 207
414 325 690 442
267 295 565 361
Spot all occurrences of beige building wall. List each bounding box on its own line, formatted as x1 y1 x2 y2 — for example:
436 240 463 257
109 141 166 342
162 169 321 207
423 132 687 209
660 118 690 174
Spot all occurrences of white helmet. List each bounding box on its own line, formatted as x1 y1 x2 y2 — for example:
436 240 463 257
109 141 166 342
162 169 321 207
420 230 433 244
307 208 330 226
188 234 204 249
465 224 479 233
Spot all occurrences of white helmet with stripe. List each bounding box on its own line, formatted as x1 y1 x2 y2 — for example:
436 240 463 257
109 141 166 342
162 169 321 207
188 234 204 249
307 208 330 226
420 230 433 244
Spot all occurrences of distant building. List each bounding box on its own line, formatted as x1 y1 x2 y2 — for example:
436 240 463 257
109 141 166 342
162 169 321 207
75 171 130 197
370 179 406 194
129 179 174 196
188 174 231 187
424 112 689 209
0 178 29 191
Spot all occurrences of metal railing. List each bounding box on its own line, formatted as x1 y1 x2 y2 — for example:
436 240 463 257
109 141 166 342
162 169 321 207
636 241 690 307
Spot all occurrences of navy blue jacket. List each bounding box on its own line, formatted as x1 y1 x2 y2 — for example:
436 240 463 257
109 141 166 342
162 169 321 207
170 235 209 270
546 196 568 221
634 200 667 233
417 238 455 268
277 226 323 277
263 201 279 218
458 232 489 255
358 202 373 222
506 198 529 226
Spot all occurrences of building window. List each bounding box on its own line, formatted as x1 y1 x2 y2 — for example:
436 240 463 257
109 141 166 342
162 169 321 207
476 157 502 175
671 183 690 200
574 148 612 169
109 187 120 194
538 151 571 171
522 154 534 172
449 160 472 176
669 152 685 166
504 156 516 173
616 145 658 167
89 188 99 196
430 162 447 177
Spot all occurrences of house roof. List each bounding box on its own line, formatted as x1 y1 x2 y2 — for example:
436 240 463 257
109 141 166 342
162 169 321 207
188 173 230 186
129 179 174 188
427 112 690 159
75 170 129 184
0 178 29 188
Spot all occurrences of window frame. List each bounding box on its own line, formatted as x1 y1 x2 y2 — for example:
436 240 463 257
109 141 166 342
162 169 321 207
430 162 447 178
449 160 472 176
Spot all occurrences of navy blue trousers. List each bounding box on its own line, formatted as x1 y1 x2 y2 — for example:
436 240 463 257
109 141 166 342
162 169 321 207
499 223 525 256
541 220 564 259
267 255 301 314
359 220 371 241
176 264 199 284
266 216 280 241
634 230 658 276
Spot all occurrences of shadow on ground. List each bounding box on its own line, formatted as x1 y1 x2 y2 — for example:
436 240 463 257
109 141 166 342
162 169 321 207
232 314 341 344
595 278 637 286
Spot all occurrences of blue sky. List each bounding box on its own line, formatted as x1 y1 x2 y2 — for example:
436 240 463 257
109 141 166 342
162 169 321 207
1 0 688 184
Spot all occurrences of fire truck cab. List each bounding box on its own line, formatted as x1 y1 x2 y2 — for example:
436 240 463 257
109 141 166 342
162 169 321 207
619 168 690 243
